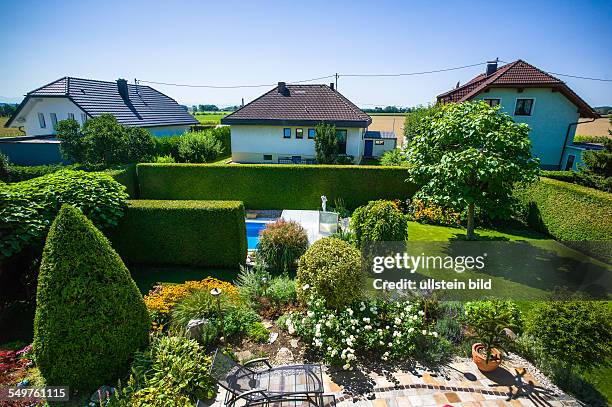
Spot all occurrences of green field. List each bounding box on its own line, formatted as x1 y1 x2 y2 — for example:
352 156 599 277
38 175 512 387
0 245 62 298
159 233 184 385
193 111 230 125
0 116 23 137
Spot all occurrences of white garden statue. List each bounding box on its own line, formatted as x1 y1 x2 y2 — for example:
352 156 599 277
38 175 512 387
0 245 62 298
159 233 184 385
321 195 327 212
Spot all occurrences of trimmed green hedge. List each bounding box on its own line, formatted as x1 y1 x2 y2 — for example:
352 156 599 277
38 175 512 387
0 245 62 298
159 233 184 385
136 164 416 210
515 177 612 241
107 164 138 198
109 200 247 267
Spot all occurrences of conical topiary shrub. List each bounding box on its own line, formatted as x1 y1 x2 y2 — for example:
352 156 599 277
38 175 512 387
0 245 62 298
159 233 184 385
33 204 150 392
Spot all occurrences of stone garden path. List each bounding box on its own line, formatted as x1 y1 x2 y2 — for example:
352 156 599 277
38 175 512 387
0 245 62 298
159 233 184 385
208 354 580 407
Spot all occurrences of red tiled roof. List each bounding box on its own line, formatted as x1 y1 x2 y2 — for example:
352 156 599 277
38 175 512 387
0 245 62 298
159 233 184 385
221 84 372 127
437 60 598 118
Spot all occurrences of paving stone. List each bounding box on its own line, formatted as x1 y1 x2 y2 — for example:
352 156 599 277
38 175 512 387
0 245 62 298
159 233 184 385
394 397 413 407
407 395 423 406
445 392 461 403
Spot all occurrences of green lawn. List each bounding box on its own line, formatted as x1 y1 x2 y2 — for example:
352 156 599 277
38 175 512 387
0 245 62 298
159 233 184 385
193 111 229 125
402 221 611 301
0 116 23 137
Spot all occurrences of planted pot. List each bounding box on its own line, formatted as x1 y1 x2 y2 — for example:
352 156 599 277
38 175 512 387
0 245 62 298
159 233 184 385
471 343 502 372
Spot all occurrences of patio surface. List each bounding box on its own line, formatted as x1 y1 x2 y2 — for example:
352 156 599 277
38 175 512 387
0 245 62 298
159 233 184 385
208 355 580 406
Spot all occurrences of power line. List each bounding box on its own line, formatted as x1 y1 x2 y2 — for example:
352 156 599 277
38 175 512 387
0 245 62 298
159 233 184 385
499 60 612 82
340 62 487 77
138 74 336 89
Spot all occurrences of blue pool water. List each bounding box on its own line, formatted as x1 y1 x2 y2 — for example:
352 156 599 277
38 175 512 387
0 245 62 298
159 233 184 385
246 220 270 250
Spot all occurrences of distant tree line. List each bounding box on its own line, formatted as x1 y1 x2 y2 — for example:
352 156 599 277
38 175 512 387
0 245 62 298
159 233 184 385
361 105 424 114
593 106 612 115
0 103 17 117
190 105 240 113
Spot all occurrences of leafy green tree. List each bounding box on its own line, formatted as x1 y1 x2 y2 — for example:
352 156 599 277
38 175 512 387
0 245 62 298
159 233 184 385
380 148 408 166
581 121 612 178
314 123 338 164
403 104 438 146
56 118 86 163
406 102 538 239
192 105 198 113
56 114 154 165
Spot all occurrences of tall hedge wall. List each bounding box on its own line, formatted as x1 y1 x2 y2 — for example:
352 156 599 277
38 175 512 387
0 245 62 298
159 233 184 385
107 164 138 198
109 200 246 267
136 164 416 210
515 177 612 241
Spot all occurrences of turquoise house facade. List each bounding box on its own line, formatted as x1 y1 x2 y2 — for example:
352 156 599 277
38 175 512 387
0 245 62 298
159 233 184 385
438 60 599 170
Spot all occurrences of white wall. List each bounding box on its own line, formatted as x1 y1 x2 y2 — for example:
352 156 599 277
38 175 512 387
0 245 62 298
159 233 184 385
231 125 364 163
13 98 86 136
148 125 191 137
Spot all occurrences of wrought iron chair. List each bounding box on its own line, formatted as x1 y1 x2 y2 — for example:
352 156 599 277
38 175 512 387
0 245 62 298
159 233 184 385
208 349 334 407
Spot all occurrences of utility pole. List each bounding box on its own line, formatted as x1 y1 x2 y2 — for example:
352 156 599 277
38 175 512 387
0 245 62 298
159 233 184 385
335 73 339 91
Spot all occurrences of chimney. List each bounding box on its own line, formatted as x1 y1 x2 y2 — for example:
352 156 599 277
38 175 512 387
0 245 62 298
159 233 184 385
117 78 129 102
330 82 335 91
277 81 287 95
486 59 498 76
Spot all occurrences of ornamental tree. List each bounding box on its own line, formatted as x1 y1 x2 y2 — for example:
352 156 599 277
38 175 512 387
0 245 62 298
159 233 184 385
314 123 338 164
406 101 539 239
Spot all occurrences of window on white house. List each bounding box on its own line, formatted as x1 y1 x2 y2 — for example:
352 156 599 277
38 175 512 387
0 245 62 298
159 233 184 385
375 140 384 145
50 113 58 130
68 113 75 120
38 113 46 128
483 98 501 107
515 99 534 116
263 154 272 161
308 128 315 139
81 113 88 124
283 128 291 138
336 129 347 154
296 128 303 139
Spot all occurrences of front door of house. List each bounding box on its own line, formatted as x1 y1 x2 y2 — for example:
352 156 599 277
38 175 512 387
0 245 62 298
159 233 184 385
364 140 373 157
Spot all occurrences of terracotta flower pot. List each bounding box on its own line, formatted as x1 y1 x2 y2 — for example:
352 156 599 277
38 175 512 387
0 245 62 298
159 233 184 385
471 343 502 372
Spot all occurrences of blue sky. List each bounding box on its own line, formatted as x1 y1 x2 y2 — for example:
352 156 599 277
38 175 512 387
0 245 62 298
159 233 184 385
1 0 611 108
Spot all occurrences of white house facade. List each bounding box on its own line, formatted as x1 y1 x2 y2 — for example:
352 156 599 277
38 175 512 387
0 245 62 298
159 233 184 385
5 77 197 138
223 82 394 164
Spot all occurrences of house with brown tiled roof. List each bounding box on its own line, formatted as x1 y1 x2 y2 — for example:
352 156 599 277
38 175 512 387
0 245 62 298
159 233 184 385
438 60 600 170
222 82 395 164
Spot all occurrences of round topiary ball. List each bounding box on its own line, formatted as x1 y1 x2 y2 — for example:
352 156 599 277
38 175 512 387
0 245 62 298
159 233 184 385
350 200 408 247
296 237 363 309
33 205 150 393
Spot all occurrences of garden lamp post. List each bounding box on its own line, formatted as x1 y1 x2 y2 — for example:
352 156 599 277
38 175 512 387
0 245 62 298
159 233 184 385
210 288 225 343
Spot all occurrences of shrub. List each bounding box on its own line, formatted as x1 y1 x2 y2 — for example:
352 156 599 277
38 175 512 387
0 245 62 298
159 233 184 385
0 170 128 259
33 205 150 392
296 237 363 309
152 135 181 160
286 297 431 369
525 301 612 373
177 131 223 163
155 155 175 163
351 200 408 247
136 163 416 210
464 300 522 363
209 126 231 156
515 177 612 242
109 200 246 267
56 114 155 165
380 148 408 166
314 123 338 164
256 220 308 272
0 153 9 182
409 199 461 227
235 264 271 307
113 335 216 405
267 274 297 307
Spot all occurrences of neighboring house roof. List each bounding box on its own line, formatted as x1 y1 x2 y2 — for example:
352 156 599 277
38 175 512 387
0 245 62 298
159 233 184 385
221 83 372 127
364 131 396 139
6 77 198 128
437 60 599 118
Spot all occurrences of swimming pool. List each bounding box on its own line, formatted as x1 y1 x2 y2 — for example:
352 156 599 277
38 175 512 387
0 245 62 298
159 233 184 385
246 219 275 250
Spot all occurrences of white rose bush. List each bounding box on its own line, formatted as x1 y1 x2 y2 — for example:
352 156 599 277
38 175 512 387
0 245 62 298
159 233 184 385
284 293 440 369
